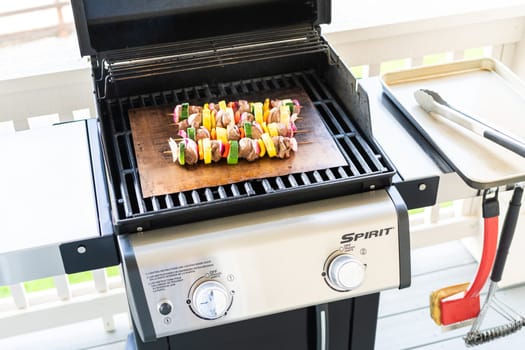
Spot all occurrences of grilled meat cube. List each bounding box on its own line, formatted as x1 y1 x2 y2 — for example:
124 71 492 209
216 108 234 127
189 105 202 115
270 99 281 108
185 139 199 165
196 127 211 141
268 107 280 123
272 136 296 159
239 112 255 125
215 109 224 128
176 119 189 134
239 138 259 162
250 122 264 139
210 140 222 162
188 113 202 129
227 124 241 141
276 123 292 137
238 100 251 114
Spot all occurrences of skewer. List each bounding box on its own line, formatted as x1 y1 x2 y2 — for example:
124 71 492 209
167 122 306 127
166 122 310 135
166 113 304 117
166 113 304 121
162 140 312 154
167 112 304 118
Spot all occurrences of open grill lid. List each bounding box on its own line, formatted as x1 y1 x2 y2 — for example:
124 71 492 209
71 0 331 56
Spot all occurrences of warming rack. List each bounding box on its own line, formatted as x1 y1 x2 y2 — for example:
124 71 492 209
95 26 331 97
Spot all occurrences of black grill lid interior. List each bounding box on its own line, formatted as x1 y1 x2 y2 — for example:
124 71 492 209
71 0 331 56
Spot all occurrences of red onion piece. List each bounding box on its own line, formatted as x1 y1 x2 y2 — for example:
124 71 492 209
173 105 181 123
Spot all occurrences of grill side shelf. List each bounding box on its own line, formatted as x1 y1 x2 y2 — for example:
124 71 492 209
0 121 117 284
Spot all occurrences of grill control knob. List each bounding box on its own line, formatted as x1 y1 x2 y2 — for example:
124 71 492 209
191 280 232 320
327 254 366 291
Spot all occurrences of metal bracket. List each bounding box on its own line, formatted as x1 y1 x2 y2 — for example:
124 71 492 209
394 176 440 210
482 187 500 218
60 235 120 274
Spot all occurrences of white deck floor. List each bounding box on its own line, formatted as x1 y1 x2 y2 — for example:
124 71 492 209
1 241 524 350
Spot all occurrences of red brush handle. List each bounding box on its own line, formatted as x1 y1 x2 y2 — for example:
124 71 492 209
464 216 498 299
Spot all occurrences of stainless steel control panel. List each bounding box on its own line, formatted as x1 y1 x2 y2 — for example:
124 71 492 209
121 190 401 339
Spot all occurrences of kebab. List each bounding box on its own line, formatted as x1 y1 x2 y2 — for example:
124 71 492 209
171 98 300 136
174 120 298 144
168 133 298 166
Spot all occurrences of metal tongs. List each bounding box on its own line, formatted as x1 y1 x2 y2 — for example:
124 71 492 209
414 89 525 158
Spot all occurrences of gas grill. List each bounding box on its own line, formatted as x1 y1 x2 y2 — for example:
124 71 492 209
0 1 414 349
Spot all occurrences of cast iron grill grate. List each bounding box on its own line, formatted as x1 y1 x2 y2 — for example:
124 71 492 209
104 70 394 229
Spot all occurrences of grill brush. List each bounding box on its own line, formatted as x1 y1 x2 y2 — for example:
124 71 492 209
430 189 499 326
464 186 524 346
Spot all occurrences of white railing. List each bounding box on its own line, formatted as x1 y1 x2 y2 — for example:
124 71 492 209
0 0 74 47
323 0 525 79
0 68 95 132
1 0 525 343
0 269 128 339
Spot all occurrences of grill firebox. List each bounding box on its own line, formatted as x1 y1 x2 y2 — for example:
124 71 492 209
101 70 395 232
